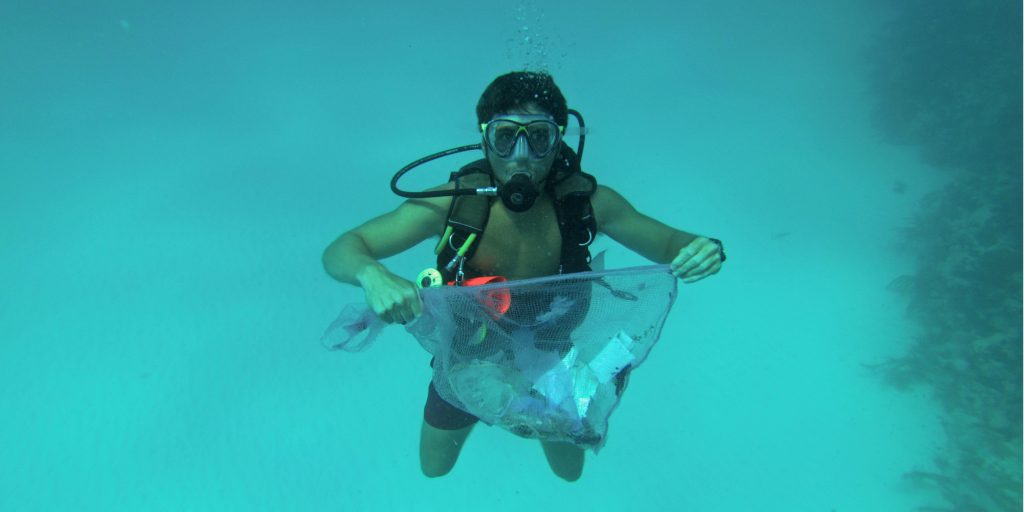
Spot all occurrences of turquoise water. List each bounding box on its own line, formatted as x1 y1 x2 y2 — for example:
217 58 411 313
0 1 970 510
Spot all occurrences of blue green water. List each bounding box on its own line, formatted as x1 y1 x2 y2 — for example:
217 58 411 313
0 1 966 510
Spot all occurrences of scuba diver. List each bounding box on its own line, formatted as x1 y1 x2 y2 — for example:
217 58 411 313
322 71 725 482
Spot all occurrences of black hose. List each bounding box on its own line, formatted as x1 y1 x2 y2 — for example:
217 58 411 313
390 144 483 198
390 110 586 199
568 109 585 163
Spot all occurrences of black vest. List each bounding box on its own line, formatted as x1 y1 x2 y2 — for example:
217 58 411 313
435 156 597 284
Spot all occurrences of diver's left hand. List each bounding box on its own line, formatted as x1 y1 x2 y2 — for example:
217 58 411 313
670 236 724 283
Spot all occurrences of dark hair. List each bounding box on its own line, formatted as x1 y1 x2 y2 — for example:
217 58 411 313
476 72 568 126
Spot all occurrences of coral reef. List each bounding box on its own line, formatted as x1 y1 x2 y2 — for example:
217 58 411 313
867 1 1022 510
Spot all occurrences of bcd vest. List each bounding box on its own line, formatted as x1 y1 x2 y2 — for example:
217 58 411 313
434 158 598 285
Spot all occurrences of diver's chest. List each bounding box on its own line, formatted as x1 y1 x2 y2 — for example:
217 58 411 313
468 204 563 279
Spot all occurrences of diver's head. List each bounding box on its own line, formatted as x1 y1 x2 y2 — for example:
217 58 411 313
477 71 568 127
477 72 568 212
481 108 562 183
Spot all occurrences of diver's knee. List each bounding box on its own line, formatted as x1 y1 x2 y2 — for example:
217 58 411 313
545 453 584 481
541 441 585 482
420 457 456 478
419 442 458 478
552 465 583 482
419 421 473 478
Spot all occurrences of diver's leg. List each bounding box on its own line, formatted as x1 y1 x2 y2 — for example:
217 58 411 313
420 381 479 477
419 421 475 477
540 440 585 482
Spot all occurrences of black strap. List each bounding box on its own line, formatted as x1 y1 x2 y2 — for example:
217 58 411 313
554 193 596 274
435 159 597 282
436 162 493 283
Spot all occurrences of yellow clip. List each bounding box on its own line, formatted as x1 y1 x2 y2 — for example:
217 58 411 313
456 233 477 257
434 226 454 255
435 227 477 258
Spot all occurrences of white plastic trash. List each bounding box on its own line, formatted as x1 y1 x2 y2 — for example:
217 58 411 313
588 331 636 384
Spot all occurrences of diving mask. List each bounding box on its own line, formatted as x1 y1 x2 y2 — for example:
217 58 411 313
481 118 564 159
390 109 587 202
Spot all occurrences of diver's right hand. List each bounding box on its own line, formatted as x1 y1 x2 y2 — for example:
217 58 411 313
356 264 423 325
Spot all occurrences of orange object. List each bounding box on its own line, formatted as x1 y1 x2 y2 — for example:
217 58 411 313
448 276 511 318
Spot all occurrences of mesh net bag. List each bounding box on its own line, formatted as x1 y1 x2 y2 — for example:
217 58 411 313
323 264 678 452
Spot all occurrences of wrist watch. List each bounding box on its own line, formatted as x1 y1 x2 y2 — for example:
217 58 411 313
708 238 727 263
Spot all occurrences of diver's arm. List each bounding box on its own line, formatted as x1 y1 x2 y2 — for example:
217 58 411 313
323 198 444 284
592 185 696 263
592 185 723 282
322 190 450 323
323 182 453 285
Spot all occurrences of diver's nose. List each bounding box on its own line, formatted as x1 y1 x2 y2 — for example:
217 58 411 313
510 133 530 159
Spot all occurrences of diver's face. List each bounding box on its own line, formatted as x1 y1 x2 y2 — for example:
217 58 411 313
482 106 561 186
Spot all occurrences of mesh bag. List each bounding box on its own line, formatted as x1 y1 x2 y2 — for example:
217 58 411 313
323 264 678 452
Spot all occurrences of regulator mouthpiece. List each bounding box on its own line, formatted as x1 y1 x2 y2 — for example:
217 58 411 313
500 174 538 212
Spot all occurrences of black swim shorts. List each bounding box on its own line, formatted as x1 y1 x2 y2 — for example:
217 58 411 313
423 380 479 430
422 367 631 431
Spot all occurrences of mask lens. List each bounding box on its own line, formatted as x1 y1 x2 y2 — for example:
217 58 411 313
488 121 521 157
485 119 560 158
525 121 556 156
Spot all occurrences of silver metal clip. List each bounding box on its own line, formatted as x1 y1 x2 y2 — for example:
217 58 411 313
455 257 466 286
445 254 461 273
